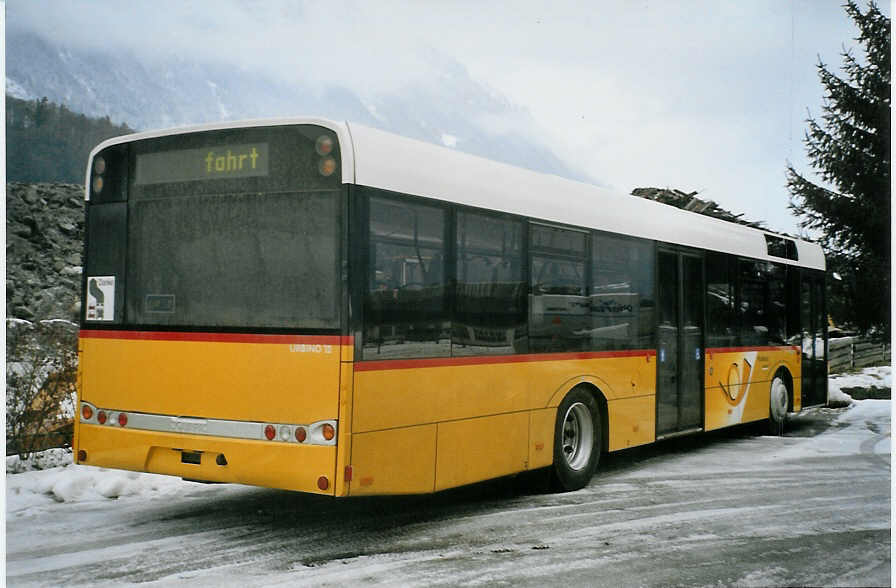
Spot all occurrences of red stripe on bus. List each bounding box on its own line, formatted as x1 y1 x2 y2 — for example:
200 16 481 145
707 346 800 354
79 330 353 345
355 349 657 372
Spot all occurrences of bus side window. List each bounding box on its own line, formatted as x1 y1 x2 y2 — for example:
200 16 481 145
453 212 525 356
737 259 787 346
529 224 588 352
363 195 449 359
705 252 736 348
590 233 654 351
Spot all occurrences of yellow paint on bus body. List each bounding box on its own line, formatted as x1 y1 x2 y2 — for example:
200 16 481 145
704 347 801 431
349 424 437 495
77 335 347 494
346 353 658 495
434 412 529 491
77 335 801 496
79 337 342 424
607 395 656 450
78 424 337 494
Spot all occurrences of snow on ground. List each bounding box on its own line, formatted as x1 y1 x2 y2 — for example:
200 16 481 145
6 450 196 513
828 365 892 404
7 448 73 474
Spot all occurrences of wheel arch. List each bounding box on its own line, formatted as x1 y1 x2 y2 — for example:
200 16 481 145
550 380 609 455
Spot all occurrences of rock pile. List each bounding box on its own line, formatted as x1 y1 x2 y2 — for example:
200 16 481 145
6 182 85 321
631 187 768 230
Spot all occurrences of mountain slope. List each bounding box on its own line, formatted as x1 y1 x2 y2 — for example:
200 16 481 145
6 29 590 183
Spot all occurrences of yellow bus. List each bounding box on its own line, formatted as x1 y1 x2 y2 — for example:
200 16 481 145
76 118 827 496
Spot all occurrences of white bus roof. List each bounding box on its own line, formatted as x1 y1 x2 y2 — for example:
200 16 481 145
87 116 825 271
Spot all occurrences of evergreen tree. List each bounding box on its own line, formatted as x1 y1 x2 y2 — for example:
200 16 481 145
6 95 135 183
787 1 890 337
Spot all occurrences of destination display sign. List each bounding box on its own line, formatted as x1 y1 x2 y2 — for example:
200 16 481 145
135 142 269 185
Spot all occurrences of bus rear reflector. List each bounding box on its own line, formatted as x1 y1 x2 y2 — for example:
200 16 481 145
317 476 329 491
77 450 87 462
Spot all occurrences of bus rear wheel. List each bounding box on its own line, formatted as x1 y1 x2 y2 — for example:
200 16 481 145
551 388 601 491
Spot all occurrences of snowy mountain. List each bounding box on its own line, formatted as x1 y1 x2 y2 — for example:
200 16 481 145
6 30 591 183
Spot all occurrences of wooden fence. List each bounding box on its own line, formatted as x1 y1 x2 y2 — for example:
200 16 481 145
828 337 892 374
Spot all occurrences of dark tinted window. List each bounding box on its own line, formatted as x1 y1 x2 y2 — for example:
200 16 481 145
590 234 654 350
765 234 798 261
786 265 801 342
706 252 736 347
529 224 588 352
84 202 127 323
762 262 787 345
738 259 787 345
85 125 345 330
454 212 525 355
364 196 448 359
127 191 340 329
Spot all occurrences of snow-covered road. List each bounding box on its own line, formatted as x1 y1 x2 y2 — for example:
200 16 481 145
6 381 891 586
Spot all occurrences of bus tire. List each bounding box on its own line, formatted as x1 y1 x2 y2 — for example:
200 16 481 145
767 375 789 436
551 387 601 491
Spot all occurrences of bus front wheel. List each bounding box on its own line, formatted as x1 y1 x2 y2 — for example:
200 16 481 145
767 375 789 436
551 388 601 491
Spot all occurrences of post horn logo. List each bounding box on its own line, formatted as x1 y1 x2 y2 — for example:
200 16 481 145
720 358 752 405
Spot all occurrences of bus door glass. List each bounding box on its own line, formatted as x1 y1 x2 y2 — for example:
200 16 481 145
800 272 827 407
657 250 704 436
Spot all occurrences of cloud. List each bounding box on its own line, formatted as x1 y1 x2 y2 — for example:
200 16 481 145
7 0 888 235
7 1 439 95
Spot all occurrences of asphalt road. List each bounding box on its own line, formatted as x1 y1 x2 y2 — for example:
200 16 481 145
6 404 891 587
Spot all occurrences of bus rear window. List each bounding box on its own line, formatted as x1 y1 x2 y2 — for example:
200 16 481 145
84 125 343 331
126 190 340 329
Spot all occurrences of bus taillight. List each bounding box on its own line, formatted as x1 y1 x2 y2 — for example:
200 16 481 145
315 135 333 156
81 405 94 421
118 413 128 427
97 411 108 425
318 156 337 177
264 425 276 441
295 427 307 443
322 423 335 441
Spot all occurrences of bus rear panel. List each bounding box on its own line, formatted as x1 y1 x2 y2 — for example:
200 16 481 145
76 124 350 495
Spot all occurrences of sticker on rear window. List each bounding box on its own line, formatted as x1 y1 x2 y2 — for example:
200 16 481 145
86 276 115 321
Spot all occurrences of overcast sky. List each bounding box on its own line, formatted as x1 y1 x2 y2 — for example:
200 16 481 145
8 0 888 235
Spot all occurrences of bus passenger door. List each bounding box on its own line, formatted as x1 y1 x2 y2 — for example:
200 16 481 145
800 272 827 407
657 250 705 437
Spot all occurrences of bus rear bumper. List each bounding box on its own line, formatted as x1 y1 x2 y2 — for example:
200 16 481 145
76 424 339 495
